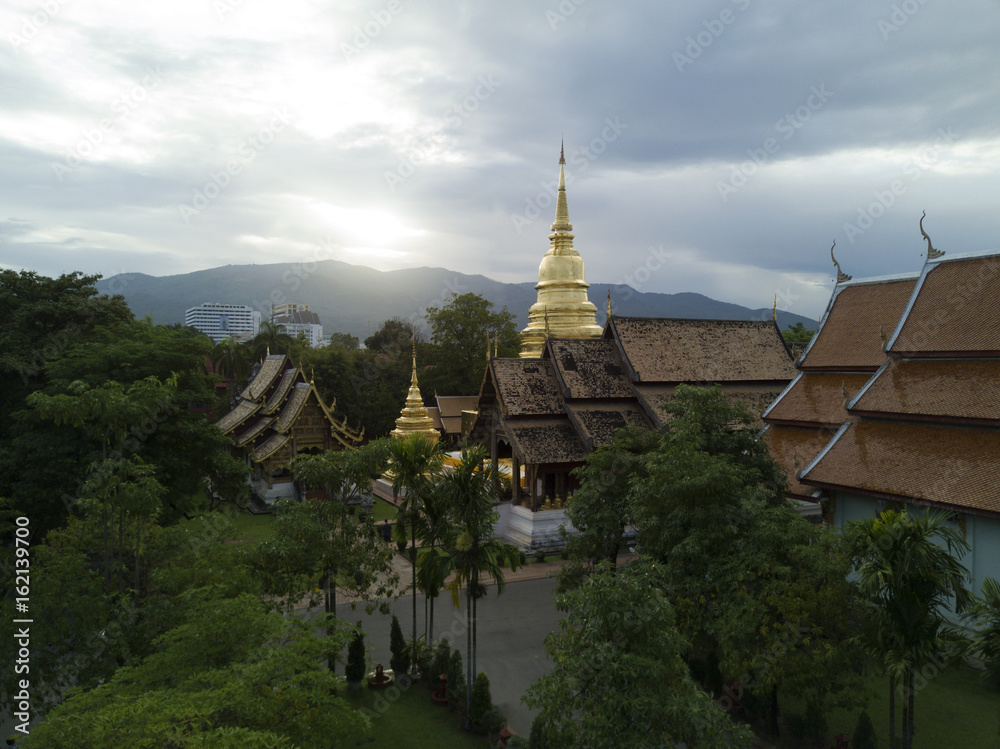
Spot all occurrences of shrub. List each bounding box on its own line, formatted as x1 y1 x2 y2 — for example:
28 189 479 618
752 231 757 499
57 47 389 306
389 614 409 676
470 672 493 726
432 638 451 682
345 624 365 683
852 710 877 749
483 706 506 735
406 634 432 677
518 550 527 566
447 648 464 709
530 713 556 749
533 549 545 563
507 737 529 749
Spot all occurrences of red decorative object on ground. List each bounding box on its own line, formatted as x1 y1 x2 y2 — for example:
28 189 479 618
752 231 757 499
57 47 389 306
368 663 394 689
431 673 448 705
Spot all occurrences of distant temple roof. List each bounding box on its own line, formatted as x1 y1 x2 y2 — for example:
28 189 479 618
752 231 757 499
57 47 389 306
215 353 363 463
478 314 795 468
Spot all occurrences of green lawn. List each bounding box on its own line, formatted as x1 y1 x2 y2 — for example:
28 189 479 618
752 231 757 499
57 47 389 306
227 511 275 543
342 676 490 748
776 663 999 748
372 496 398 523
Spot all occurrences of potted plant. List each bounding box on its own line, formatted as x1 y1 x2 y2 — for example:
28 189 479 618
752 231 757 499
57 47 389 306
406 635 433 680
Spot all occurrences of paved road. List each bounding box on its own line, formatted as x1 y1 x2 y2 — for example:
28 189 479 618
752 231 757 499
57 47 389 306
337 573 562 736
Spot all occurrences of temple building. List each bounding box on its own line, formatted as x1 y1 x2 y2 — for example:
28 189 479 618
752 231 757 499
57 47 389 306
519 145 603 357
214 353 363 506
763 220 1000 602
762 244 919 514
390 343 440 443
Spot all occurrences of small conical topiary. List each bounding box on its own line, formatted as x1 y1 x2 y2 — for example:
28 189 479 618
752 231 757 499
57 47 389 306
432 638 451 683
470 671 492 726
345 623 365 684
389 614 409 676
446 648 464 709
852 710 877 749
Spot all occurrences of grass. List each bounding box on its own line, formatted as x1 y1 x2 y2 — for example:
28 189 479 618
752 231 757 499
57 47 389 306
227 512 275 543
774 663 998 748
342 676 490 748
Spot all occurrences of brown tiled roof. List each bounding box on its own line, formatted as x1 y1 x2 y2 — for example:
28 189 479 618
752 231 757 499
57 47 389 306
565 402 652 450
234 416 274 446
436 396 479 419
765 372 872 427
263 368 299 413
800 278 916 370
801 420 1000 516
214 399 261 434
763 424 840 500
548 338 634 399
252 432 291 462
506 419 589 464
609 317 795 383
275 383 311 433
633 384 676 426
891 255 1000 355
852 359 1000 424
490 358 564 417
240 355 288 400
425 407 444 431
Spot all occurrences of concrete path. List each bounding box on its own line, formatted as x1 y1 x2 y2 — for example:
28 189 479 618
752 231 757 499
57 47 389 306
336 567 564 736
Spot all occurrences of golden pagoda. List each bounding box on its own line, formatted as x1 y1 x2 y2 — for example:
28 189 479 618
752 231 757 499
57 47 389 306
390 342 440 442
519 143 603 358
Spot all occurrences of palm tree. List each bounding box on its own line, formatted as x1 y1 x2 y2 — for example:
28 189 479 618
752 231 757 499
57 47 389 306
252 320 294 361
846 508 972 749
968 577 1000 689
416 482 454 643
438 445 521 730
211 336 251 405
387 433 444 666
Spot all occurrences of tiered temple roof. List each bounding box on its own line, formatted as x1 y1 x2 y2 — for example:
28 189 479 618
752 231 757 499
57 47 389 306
215 354 363 466
478 315 796 481
797 250 1000 518
762 270 919 502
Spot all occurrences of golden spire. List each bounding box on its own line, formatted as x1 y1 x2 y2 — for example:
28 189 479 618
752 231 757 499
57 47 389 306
920 211 944 259
830 239 851 283
390 339 439 442
519 143 603 357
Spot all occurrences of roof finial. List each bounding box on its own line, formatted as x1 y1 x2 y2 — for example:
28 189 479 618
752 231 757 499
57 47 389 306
607 288 613 320
830 239 852 283
485 331 490 361
552 142 572 236
772 294 777 322
411 336 418 386
559 138 565 165
920 211 944 259
544 309 551 340
494 334 498 358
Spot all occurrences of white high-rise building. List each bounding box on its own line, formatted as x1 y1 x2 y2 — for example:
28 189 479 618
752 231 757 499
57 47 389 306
185 303 262 343
271 304 324 347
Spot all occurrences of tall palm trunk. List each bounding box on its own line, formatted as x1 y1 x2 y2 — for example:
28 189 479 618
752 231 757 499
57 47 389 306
889 674 896 749
466 585 473 731
472 579 478 693
411 514 418 669
907 669 915 749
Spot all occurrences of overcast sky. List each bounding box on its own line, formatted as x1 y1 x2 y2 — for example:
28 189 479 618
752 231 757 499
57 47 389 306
3 0 999 321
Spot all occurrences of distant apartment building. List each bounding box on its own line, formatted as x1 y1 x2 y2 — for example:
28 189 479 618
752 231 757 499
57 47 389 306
185 303 262 343
271 303 324 347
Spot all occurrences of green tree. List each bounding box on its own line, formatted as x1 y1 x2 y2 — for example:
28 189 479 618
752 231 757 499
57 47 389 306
212 336 252 404
524 561 753 749
327 331 360 351
251 320 294 361
387 433 445 662
21 592 370 748
364 317 419 354
782 321 815 343
346 623 366 684
423 292 519 396
968 577 1000 690
255 441 397 672
846 509 972 749
625 385 868 733
389 613 409 676
562 426 659 578
436 444 520 729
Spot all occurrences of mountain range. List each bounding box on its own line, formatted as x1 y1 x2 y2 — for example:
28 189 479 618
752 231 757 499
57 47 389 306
94 259 817 341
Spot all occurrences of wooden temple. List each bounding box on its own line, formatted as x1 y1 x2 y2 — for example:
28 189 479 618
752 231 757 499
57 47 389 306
214 353 363 504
